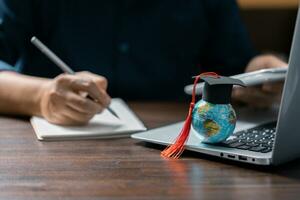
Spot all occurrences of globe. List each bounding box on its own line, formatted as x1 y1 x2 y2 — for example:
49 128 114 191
191 99 237 143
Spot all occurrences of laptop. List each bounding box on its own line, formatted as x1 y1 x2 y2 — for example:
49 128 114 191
131 6 300 166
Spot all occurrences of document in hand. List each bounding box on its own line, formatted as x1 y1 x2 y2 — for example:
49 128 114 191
30 98 147 141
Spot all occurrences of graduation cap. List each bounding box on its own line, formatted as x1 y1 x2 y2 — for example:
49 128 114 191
161 72 246 159
201 76 246 104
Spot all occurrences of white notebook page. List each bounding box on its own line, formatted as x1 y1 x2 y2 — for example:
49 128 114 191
31 98 146 140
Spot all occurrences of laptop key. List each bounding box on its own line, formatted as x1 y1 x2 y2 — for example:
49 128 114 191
222 139 238 145
249 146 266 152
262 143 273 149
241 138 253 143
246 143 259 147
260 148 272 153
228 142 245 148
258 140 268 145
237 145 251 150
254 135 264 140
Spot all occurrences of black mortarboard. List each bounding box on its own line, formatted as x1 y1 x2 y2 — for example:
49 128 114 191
201 76 246 104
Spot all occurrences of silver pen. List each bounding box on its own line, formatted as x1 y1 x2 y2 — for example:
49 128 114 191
31 36 119 119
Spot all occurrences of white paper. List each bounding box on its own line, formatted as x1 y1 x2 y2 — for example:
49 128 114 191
31 98 147 140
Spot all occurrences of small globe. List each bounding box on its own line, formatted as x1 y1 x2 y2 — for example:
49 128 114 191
191 100 237 143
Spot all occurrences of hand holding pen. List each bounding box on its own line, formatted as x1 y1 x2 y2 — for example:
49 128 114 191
31 36 118 125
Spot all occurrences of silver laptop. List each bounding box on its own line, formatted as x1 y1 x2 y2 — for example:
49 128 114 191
131 6 300 166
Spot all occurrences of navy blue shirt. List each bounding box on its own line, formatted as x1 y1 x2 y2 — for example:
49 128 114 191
0 0 256 100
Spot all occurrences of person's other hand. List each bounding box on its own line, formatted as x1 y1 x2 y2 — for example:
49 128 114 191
232 54 288 108
39 71 111 125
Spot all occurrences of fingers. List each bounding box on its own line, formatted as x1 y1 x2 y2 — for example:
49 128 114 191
262 81 284 94
76 71 108 90
245 55 288 73
232 87 281 109
65 91 104 114
69 78 111 107
55 73 111 107
62 105 94 125
47 91 102 125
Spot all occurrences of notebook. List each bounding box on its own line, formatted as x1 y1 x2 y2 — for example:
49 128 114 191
30 98 147 140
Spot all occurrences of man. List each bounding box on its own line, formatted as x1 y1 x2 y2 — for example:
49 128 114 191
0 0 287 125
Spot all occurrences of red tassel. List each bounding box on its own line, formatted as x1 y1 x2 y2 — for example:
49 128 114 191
161 72 219 159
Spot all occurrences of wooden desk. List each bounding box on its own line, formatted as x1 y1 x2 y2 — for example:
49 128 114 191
1 102 300 199
238 0 298 9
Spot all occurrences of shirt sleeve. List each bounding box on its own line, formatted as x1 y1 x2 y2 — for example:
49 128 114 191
0 0 35 72
200 0 257 76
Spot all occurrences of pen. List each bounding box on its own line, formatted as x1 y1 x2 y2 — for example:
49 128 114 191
30 36 119 119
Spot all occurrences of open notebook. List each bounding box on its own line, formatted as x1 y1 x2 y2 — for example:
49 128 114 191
30 98 147 140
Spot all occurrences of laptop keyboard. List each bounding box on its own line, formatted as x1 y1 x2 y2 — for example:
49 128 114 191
219 122 276 153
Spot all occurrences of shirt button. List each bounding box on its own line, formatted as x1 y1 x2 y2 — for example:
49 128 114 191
119 42 130 53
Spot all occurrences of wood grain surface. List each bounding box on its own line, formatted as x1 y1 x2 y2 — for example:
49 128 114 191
238 0 298 9
0 102 300 200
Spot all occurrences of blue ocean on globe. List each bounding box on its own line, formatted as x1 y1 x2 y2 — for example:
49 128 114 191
191 99 237 143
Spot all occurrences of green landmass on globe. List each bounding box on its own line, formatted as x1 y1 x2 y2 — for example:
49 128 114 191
192 99 237 143
203 119 220 136
197 103 211 115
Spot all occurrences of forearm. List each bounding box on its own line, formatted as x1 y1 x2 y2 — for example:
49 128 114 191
0 71 50 116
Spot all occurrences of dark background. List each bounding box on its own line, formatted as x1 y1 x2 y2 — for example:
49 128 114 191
240 4 297 58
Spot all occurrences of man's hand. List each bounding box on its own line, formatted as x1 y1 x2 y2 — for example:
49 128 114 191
40 71 111 125
232 54 288 108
